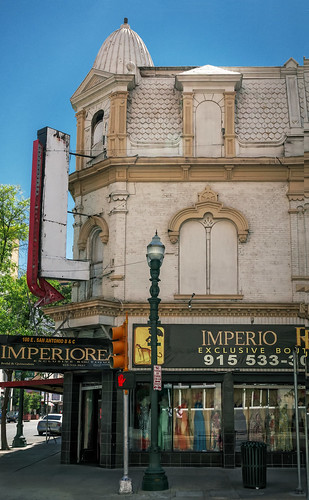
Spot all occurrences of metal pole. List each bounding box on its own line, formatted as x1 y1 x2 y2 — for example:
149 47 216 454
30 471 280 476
12 387 27 448
293 349 303 494
142 258 168 491
46 392 49 443
119 389 132 494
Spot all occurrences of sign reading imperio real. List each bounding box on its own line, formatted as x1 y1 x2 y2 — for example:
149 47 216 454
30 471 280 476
133 324 308 372
0 336 110 371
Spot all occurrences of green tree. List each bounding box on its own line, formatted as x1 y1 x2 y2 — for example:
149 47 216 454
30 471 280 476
0 185 29 449
0 185 28 269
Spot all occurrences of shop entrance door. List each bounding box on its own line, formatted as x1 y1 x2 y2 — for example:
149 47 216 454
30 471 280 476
79 386 102 464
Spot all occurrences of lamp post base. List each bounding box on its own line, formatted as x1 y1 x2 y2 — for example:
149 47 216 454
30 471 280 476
12 434 27 448
142 466 169 491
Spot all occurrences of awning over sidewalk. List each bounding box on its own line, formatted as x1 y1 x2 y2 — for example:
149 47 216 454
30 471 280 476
0 378 63 394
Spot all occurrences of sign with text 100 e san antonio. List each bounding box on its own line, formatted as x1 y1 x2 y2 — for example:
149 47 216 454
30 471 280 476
0 336 110 372
133 324 309 372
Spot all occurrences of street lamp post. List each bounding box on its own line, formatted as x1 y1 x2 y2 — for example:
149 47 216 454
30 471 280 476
12 386 27 448
142 232 169 491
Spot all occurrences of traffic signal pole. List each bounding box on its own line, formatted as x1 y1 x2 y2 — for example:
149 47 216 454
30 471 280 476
120 389 132 494
110 313 133 495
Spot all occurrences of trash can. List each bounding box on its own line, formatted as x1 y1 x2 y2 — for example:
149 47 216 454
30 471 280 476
241 441 267 489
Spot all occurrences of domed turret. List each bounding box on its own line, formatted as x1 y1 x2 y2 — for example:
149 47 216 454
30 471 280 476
93 18 154 74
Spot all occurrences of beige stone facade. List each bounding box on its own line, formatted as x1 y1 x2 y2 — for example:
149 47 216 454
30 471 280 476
48 51 309 335
49 20 309 470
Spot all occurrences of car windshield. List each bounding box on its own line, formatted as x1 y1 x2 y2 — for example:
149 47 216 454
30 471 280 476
43 415 61 421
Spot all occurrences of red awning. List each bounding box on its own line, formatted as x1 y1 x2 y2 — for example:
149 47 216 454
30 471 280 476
0 378 63 394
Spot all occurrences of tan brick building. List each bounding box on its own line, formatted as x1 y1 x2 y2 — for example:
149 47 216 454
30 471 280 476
48 19 309 469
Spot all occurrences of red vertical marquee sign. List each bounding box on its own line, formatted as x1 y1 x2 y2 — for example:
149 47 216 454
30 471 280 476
27 139 64 306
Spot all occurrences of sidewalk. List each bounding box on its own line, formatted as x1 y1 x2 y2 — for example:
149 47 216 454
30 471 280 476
0 440 308 500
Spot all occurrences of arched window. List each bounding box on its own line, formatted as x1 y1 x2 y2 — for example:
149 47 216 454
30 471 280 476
179 218 238 295
89 229 104 298
91 110 105 155
195 101 223 157
168 186 249 297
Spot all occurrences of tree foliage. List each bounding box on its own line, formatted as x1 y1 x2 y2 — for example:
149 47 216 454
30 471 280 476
0 185 29 270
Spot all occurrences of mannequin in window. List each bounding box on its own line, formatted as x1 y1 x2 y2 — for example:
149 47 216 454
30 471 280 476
277 404 292 451
249 410 264 442
193 392 206 451
138 395 150 450
268 411 276 451
210 406 221 451
175 401 190 450
158 396 170 451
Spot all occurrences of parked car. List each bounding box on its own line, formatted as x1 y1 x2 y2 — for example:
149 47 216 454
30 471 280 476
7 411 18 423
37 413 62 435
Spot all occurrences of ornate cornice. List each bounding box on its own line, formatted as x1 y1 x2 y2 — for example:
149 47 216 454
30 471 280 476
45 298 304 323
68 155 303 199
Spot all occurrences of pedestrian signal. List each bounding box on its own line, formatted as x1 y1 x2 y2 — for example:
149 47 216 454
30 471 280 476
116 371 135 390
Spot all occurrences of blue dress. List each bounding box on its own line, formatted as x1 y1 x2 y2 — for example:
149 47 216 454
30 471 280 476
193 401 206 451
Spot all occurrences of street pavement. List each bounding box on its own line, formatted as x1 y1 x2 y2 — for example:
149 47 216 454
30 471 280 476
0 440 308 500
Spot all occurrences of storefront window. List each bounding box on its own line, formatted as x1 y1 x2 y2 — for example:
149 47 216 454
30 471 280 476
130 383 222 452
234 385 306 453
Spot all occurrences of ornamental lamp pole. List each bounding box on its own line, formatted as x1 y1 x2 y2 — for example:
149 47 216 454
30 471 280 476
142 232 169 491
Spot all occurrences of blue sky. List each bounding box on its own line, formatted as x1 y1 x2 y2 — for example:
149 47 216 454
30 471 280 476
0 0 308 260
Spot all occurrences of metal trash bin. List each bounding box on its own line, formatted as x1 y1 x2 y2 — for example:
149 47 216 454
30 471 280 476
241 441 267 489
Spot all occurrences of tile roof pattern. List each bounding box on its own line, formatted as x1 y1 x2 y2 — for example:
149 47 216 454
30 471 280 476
127 78 182 143
235 79 289 142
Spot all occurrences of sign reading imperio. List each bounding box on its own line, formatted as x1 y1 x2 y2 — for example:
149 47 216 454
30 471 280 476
0 336 110 371
134 324 308 371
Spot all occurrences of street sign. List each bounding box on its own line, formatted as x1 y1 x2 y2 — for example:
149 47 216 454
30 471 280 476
153 364 162 391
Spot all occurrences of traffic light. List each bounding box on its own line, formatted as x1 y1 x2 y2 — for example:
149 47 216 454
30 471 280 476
109 316 128 370
116 371 135 390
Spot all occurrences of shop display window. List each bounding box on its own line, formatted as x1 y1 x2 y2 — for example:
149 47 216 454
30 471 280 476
234 385 307 453
130 383 222 452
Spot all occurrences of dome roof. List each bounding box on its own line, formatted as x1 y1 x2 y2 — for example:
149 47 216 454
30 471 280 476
93 18 154 74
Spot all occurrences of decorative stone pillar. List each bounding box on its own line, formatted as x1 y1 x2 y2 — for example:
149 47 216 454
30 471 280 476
182 92 194 157
108 190 129 300
75 110 86 170
108 91 128 157
224 92 236 158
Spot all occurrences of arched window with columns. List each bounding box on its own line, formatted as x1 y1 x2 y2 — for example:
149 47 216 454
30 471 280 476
77 216 109 299
168 186 249 297
91 110 106 156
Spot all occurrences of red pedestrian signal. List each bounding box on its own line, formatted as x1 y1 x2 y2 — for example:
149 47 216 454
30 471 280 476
109 316 128 370
116 371 135 390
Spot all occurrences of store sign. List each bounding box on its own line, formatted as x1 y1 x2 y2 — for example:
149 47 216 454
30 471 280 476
133 326 165 365
133 324 307 372
0 336 110 372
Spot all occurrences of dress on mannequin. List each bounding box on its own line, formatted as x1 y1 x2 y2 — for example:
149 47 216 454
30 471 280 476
193 397 206 451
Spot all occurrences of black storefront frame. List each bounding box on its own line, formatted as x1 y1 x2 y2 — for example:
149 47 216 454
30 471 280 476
61 369 306 469
128 371 306 469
